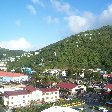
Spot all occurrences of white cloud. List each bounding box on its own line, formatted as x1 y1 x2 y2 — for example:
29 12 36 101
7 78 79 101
65 12 95 33
65 4 112 34
0 38 32 51
15 19 21 27
45 16 59 24
65 16 89 33
32 0 45 7
99 4 112 26
50 0 72 15
27 5 36 15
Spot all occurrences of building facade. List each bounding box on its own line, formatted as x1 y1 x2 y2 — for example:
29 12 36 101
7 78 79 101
3 86 59 108
39 88 59 102
0 71 28 83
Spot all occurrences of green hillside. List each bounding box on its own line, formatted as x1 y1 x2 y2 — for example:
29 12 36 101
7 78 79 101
0 48 26 60
8 25 112 72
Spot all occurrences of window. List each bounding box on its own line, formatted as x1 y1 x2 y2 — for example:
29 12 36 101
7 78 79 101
6 101 9 105
43 93 45 95
23 96 25 98
51 97 53 99
46 93 49 95
11 97 13 99
55 96 57 99
23 100 25 103
11 102 13 104
46 97 49 99
55 92 57 94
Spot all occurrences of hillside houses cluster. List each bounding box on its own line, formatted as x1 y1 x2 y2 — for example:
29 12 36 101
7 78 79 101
0 51 40 71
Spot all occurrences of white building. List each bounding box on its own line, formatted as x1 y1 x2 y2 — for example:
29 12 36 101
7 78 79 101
25 85 42 102
61 70 67 77
3 85 42 108
0 61 7 71
4 90 31 108
39 88 59 102
3 86 59 108
0 71 28 83
43 69 61 76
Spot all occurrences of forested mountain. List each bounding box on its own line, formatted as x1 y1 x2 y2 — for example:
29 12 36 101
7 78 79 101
8 25 112 72
0 47 26 60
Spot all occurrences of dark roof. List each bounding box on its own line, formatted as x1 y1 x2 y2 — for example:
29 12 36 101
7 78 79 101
39 88 58 93
25 85 37 92
4 90 30 97
105 84 112 90
57 82 78 89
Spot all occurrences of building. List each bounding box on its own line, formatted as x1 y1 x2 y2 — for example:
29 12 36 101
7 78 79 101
104 84 112 92
103 74 112 78
57 82 86 95
0 61 7 71
0 86 23 93
3 85 59 108
3 90 31 108
39 88 59 102
25 85 42 102
43 69 61 77
0 71 28 83
3 85 42 108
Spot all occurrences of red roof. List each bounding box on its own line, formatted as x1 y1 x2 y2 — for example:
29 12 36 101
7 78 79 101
57 82 78 89
39 88 58 93
0 71 25 77
4 90 30 97
106 74 112 77
105 84 112 90
25 85 37 92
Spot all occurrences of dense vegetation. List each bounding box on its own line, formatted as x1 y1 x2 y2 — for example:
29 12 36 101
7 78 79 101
8 25 112 73
0 47 26 60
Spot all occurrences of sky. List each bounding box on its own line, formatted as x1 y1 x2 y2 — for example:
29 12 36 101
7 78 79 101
0 0 112 51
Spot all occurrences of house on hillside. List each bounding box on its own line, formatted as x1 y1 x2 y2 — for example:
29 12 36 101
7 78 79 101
104 84 112 92
43 69 61 77
103 74 112 83
0 61 7 71
56 82 86 96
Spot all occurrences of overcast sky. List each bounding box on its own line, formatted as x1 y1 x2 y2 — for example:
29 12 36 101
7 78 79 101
0 0 112 51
